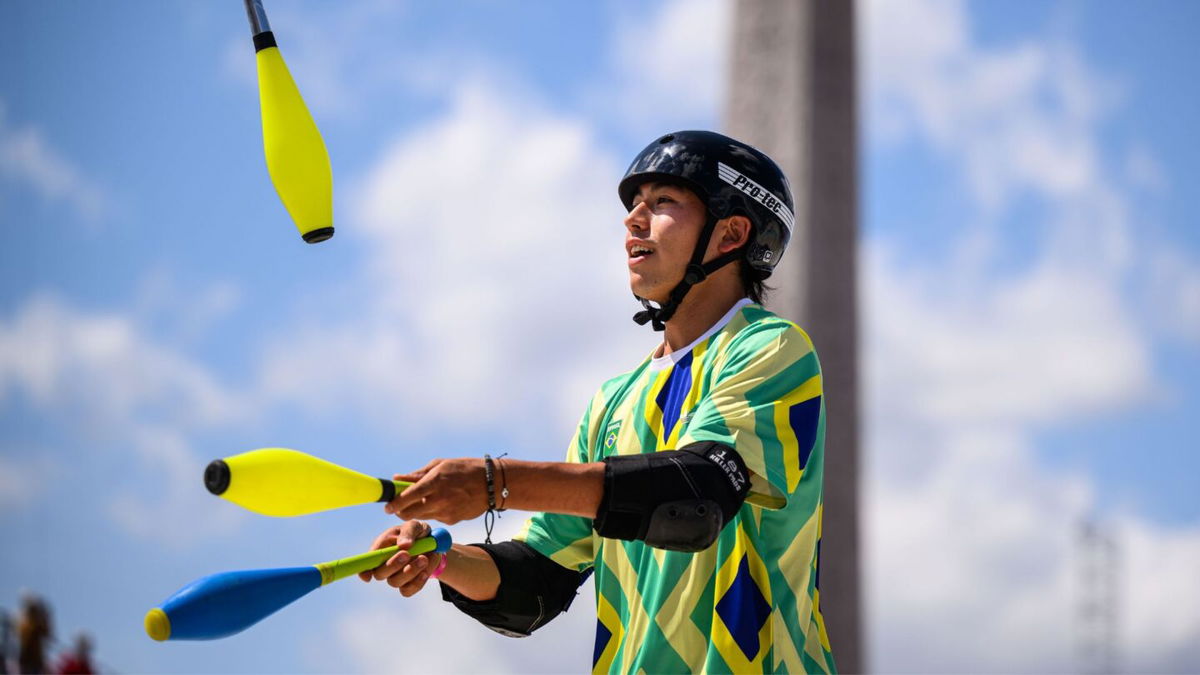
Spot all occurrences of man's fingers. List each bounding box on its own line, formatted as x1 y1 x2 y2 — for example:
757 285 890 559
386 477 435 516
385 555 429 591
361 527 397 581
369 527 400 552
400 571 430 597
390 481 449 519
399 498 455 523
394 459 439 484
393 493 467 524
361 521 435 583
397 519 433 544
372 550 411 581
369 523 424 580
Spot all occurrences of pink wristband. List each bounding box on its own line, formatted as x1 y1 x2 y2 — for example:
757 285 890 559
429 554 448 580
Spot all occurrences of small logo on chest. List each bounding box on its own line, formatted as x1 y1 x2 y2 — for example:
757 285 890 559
603 421 622 450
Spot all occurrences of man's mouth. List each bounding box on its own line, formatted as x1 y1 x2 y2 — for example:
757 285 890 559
629 244 654 259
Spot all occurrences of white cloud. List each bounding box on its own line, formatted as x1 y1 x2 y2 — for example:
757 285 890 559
863 0 1200 671
106 426 243 545
0 102 107 222
326 511 596 673
0 294 246 430
867 243 1153 431
329 578 596 674
866 428 1091 672
591 0 730 136
256 79 650 445
866 0 1116 211
0 294 250 544
1122 516 1200 669
1124 143 1168 194
1143 246 1200 344
220 1 421 121
134 268 242 345
0 451 57 510
866 240 1108 672
615 0 729 108
334 599 502 674
865 234 1200 672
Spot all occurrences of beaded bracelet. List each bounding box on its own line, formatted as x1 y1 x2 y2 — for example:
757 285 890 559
483 454 497 511
482 453 510 543
483 454 497 543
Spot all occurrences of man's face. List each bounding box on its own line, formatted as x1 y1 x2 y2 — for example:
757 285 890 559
624 182 707 303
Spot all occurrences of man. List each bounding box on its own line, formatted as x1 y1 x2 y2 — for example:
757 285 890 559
360 131 836 674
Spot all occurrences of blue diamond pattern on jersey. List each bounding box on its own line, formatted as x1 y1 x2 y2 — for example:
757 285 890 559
656 350 694 440
715 554 772 660
790 395 821 471
593 619 612 666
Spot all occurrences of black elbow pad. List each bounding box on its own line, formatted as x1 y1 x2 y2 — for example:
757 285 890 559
594 441 750 552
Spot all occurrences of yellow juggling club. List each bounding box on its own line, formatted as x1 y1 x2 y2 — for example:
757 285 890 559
244 0 333 243
205 448 411 516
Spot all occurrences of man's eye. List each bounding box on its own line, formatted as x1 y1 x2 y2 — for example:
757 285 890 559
656 195 675 205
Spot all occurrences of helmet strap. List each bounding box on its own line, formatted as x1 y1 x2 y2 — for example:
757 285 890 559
633 213 743 331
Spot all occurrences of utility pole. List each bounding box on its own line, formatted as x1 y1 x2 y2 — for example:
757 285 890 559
1076 519 1122 674
726 1 862 671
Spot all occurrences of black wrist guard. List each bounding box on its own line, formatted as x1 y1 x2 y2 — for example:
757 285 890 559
440 541 589 637
594 441 750 552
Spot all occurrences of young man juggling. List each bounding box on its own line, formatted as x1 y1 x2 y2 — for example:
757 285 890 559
360 131 836 674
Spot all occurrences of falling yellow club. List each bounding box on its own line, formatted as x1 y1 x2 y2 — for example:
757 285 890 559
245 0 333 243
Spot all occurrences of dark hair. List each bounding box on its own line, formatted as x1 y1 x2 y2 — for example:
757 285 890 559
736 218 770 305
739 260 770 305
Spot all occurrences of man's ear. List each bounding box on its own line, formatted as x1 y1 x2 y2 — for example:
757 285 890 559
717 215 753 253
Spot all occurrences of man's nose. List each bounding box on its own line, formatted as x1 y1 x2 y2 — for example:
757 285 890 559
624 203 649 232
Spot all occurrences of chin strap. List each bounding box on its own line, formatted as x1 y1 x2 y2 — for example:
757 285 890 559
633 213 743 331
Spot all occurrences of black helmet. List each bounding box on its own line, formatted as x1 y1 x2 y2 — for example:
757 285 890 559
618 130 794 276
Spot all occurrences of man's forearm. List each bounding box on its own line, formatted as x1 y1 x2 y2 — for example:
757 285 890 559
494 459 604 518
437 461 599 602
389 458 605 524
440 544 501 601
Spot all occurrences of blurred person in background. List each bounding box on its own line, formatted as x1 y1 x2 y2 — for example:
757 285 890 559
1 610 14 674
54 634 94 675
16 594 51 675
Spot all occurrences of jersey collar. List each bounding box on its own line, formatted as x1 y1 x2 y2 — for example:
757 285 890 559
647 297 753 372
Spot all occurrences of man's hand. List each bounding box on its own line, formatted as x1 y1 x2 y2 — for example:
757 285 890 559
357 520 443 597
385 458 489 524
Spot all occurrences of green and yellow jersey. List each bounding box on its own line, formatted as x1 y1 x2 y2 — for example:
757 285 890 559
516 299 836 674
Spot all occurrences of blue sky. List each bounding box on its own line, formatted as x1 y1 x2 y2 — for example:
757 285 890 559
865 0 1200 526
2 1 1198 673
